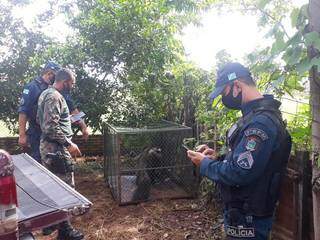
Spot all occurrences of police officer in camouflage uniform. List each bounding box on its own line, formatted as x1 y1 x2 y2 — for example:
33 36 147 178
37 68 83 240
187 62 292 239
18 62 61 162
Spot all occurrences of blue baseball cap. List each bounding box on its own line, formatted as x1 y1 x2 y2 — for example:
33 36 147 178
43 61 61 73
209 62 252 100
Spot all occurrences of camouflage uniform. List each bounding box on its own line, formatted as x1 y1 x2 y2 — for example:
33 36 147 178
37 86 75 187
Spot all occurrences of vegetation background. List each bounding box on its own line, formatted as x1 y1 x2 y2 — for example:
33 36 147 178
2 0 320 237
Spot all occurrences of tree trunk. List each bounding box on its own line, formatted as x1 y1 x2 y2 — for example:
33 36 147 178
308 1 320 239
183 76 196 135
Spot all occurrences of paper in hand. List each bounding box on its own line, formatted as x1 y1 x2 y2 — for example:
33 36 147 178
70 111 86 123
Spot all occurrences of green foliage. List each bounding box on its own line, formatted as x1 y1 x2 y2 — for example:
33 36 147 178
195 50 239 146
286 101 311 150
0 0 217 132
182 137 197 150
304 31 320 51
0 1 50 131
169 61 212 125
62 0 216 128
121 134 150 150
243 2 311 80
257 0 269 9
242 1 313 149
290 8 300 27
0 0 313 153
211 1 312 149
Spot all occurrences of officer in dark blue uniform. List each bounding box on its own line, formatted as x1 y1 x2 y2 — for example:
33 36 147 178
18 62 61 162
187 62 292 239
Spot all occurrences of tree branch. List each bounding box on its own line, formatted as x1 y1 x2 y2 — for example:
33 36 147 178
240 0 290 40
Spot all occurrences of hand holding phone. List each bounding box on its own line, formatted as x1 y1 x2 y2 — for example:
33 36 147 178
195 144 216 160
195 144 209 153
187 150 205 166
182 144 191 151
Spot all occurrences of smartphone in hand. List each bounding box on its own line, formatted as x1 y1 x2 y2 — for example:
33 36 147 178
182 144 191 151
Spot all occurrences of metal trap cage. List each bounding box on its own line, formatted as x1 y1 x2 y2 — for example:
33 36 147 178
103 121 198 205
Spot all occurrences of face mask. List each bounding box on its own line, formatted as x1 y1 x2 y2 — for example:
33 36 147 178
221 83 242 110
48 72 55 85
63 82 72 94
49 77 55 85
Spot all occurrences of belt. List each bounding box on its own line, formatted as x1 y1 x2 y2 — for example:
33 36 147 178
225 202 247 210
43 136 71 145
225 202 273 218
42 136 58 144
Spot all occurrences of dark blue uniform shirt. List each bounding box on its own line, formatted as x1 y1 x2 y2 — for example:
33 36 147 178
199 95 290 239
200 95 278 187
18 79 76 121
18 77 49 162
18 77 49 125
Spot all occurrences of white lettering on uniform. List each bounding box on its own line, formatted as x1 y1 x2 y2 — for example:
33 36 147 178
226 225 255 238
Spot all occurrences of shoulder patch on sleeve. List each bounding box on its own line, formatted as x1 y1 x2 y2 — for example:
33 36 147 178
245 138 258 151
23 89 29 95
244 128 268 141
237 151 254 169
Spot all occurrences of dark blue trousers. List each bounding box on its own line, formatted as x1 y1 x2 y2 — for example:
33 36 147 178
27 126 41 163
223 209 273 239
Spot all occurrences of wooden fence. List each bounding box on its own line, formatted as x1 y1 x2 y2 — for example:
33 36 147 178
0 135 103 156
272 151 313 240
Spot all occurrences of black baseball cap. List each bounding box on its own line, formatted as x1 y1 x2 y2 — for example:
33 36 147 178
209 62 252 100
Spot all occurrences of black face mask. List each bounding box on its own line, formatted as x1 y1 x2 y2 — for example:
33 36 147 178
62 82 72 94
48 72 55 85
222 83 242 110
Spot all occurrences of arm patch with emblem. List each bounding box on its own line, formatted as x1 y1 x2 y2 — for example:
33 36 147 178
23 89 30 95
244 128 268 141
245 137 259 151
237 151 254 169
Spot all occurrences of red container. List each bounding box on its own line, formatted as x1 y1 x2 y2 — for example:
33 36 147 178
0 150 18 240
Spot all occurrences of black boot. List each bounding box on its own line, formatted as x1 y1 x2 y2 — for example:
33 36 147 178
42 225 57 235
57 221 84 240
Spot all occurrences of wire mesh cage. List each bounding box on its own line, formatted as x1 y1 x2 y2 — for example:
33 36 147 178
103 121 198 205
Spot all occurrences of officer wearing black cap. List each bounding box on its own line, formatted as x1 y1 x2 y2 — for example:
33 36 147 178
187 62 292 239
18 61 61 162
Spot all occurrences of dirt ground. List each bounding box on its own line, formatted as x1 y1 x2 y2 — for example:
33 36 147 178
36 157 223 240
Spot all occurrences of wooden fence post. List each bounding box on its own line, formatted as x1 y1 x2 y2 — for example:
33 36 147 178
296 151 312 240
273 151 312 240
